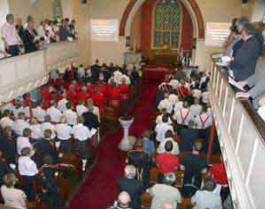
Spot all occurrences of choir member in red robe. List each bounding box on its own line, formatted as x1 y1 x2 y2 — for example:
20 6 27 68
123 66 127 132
77 87 89 103
92 88 105 113
119 79 130 101
108 82 121 107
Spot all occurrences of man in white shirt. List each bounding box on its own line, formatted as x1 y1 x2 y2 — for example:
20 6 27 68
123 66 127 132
157 137 179 155
29 118 42 140
55 116 73 154
0 110 14 128
155 115 174 142
158 93 172 114
76 100 88 116
41 115 56 139
193 105 212 129
47 102 62 123
191 179 222 209
17 128 33 155
18 147 38 200
57 95 69 112
192 89 202 99
202 91 209 104
173 101 192 126
168 94 179 110
174 100 183 113
87 98 100 122
190 98 202 118
155 109 172 125
73 117 96 171
77 64 85 80
63 103 78 126
12 112 30 136
147 173 182 209
1 14 20 56
1 173 27 209
32 104 46 122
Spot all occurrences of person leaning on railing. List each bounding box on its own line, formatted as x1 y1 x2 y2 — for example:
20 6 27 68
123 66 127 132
230 22 263 82
236 56 265 108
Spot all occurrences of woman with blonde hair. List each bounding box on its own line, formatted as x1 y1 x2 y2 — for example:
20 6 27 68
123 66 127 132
1 173 27 209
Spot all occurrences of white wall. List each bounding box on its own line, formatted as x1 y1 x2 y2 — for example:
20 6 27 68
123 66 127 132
194 0 247 71
89 0 129 65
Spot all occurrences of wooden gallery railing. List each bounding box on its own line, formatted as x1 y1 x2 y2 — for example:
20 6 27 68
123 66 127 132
209 60 265 209
0 41 79 103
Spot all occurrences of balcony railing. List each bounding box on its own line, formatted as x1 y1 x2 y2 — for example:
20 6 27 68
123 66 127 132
209 60 265 209
0 41 79 102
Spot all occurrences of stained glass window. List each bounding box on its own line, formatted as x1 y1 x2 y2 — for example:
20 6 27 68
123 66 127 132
153 0 181 49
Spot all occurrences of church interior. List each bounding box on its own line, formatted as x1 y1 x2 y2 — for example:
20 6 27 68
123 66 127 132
0 0 264 209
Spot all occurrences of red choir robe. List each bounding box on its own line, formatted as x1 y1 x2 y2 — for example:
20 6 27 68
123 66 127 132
108 86 121 107
55 78 64 88
92 92 106 113
66 90 77 104
40 87 52 108
76 91 89 103
119 83 130 100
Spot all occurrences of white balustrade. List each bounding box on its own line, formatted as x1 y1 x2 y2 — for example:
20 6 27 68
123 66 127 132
0 41 79 102
209 61 265 209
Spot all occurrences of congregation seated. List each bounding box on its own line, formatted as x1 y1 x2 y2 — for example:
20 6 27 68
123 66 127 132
1 13 77 58
112 66 231 209
0 59 141 208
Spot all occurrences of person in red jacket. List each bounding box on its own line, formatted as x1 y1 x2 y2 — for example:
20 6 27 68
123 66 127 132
108 82 121 107
119 79 130 101
209 160 228 185
176 80 190 98
40 87 52 108
54 76 64 89
66 85 77 105
96 81 107 96
156 140 180 183
77 87 89 103
92 88 105 114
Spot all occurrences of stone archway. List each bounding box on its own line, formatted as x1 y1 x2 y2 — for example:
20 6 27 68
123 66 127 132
119 0 205 40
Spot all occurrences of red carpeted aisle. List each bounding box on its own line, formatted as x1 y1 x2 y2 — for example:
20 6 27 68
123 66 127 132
70 79 159 209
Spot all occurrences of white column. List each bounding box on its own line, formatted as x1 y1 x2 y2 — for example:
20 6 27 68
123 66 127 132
194 39 206 72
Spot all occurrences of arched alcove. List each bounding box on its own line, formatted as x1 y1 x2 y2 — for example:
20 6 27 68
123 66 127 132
119 0 205 40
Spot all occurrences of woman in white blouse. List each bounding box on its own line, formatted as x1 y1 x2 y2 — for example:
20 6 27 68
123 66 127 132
1 173 27 209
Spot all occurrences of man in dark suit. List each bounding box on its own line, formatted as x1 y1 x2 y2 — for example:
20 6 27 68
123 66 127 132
231 23 263 81
82 107 99 129
180 141 208 198
117 165 144 209
179 124 198 152
34 129 58 166
127 139 152 188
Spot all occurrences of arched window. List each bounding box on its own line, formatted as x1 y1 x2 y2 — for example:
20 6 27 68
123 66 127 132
153 0 182 49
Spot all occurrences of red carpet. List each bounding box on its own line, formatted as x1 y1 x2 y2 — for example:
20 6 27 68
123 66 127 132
70 79 159 209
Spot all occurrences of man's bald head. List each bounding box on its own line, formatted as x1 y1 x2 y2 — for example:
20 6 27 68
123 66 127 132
162 202 174 209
